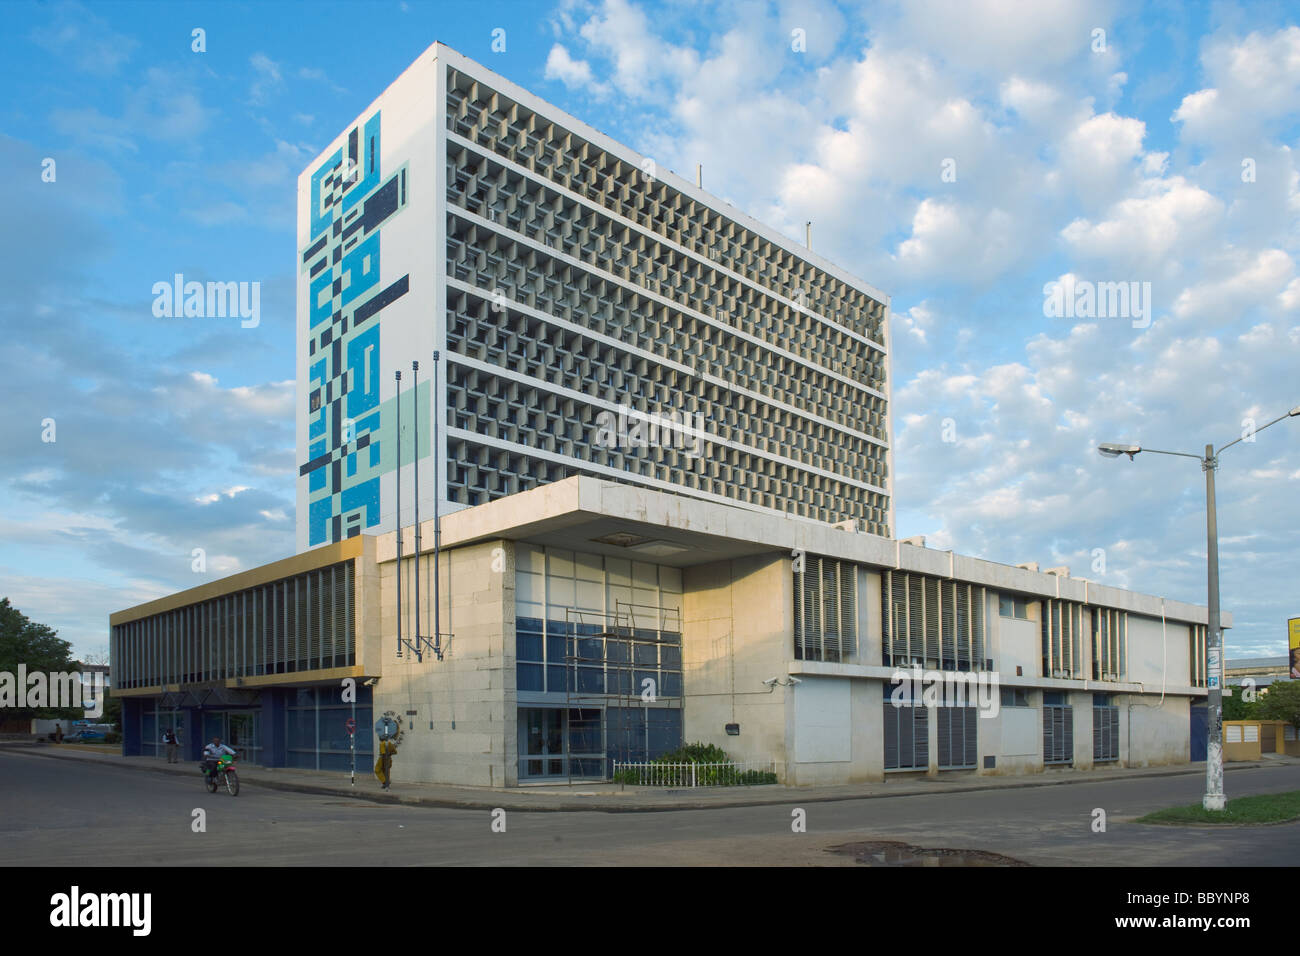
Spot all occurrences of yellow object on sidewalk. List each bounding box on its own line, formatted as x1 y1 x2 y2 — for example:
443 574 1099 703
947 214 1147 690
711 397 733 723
374 738 397 785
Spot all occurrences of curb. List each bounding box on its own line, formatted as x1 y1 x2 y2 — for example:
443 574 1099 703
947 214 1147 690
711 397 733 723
3 743 1285 813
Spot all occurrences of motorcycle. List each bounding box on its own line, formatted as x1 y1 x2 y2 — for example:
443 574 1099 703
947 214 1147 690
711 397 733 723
201 752 240 796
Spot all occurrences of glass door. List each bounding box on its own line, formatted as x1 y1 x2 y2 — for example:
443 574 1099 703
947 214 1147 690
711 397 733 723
228 711 261 764
520 707 565 779
518 707 606 780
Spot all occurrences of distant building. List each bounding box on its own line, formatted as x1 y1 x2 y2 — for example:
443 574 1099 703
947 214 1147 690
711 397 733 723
1225 656 1290 695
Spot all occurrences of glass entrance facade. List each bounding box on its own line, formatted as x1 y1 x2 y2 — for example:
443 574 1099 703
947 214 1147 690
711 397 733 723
136 701 187 757
518 707 605 780
286 686 373 771
201 709 262 762
517 706 683 781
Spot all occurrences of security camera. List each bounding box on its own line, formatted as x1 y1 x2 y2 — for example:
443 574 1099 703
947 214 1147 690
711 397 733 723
762 677 780 687
788 676 802 685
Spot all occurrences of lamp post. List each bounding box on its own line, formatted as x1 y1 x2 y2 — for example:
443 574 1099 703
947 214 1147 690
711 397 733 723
1098 405 1299 811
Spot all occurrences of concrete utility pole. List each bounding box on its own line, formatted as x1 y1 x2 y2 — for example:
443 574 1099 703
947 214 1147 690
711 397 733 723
1099 404 1299 811
1202 442 1224 810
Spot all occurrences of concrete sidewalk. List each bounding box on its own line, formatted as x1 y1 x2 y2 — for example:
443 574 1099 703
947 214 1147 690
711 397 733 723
5 741 1294 812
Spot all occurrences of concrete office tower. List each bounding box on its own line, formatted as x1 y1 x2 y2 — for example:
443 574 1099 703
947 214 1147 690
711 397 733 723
297 41 893 552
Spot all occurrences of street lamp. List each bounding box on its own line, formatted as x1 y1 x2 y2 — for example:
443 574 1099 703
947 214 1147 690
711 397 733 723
1098 405 1299 811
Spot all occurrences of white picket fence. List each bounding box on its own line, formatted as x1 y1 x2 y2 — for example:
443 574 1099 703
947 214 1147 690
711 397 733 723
611 759 778 788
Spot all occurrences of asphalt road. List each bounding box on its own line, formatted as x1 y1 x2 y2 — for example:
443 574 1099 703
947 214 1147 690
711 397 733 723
3 750 1298 866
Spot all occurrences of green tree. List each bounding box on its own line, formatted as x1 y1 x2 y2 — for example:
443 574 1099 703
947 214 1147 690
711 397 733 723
101 691 122 731
1223 691 1261 721
0 598 80 720
1258 680 1300 729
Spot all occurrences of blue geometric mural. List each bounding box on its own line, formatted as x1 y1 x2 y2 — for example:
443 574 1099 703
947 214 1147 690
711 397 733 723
299 110 410 546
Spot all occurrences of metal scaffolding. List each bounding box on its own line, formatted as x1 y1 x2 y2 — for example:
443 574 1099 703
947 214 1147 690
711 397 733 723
561 600 683 785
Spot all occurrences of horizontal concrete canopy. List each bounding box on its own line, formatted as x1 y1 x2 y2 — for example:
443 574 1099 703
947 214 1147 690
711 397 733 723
378 475 1225 628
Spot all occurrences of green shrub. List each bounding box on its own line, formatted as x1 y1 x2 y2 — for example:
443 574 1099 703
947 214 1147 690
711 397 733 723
104 732 121 744
614 742 776 786
656 742 730 764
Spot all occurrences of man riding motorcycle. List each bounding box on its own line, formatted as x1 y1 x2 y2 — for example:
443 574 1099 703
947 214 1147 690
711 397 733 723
201 736 237 779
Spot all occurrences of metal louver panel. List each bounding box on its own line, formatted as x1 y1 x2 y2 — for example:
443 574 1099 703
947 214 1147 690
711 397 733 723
941 580 956 670
883 700 929 770
883 700 900 769
1093 705 1119 761
1044 705 1074 765
838 562 855 662
882 575 988 673
913 706 929 768
795 555 857 662
907 574 924 664
891 572 908 663
955 582 969 668
923 576 940 666
821 559 839 662
937 706 978 769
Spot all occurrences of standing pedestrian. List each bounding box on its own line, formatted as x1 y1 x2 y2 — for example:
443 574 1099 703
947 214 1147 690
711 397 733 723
162 728 180 763
54 723 63 744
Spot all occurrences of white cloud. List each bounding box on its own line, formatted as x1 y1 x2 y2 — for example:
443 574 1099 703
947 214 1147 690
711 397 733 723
544 44 605 93
1172 249 1295 321
250 52 283 105
1173 26 1300 144
30 1 138 75
1061 176 1223 268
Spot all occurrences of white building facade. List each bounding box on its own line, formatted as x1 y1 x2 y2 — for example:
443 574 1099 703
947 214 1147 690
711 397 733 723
112 41 1217 786
296 41 893 552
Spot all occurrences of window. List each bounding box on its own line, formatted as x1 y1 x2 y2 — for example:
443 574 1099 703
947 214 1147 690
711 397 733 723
1093 693 1119 762
1000 687 1029 707
1042 600 1085 678
881 571 986 671
514 544 683 699
1189 624 1207 688
794 555 856 662
1043 695 1074 765
1092 608 1127 681
999 595 1032 620
883 700 928 770
936 705 978 769
108 560 355 689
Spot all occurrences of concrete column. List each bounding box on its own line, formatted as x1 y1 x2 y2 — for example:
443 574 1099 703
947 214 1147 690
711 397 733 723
1072 690 1094 769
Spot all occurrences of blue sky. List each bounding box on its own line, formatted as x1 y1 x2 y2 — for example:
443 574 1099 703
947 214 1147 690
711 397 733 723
2 0 1298 659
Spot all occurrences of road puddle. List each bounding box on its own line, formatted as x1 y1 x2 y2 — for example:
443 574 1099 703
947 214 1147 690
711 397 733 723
827 840 1029 867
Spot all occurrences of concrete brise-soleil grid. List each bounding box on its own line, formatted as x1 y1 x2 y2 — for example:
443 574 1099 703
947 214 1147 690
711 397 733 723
441 59 892 534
